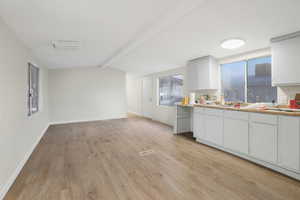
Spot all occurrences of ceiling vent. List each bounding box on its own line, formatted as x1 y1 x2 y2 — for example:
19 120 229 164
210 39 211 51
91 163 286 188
51 40 80 50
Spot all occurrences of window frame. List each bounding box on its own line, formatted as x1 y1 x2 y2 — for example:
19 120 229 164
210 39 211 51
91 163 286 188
221 60 247 102
28 62 40 116
221 55 276 103
157 73 184 107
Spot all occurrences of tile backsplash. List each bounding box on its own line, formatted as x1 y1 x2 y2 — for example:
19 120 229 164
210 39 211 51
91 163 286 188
277 86 300 104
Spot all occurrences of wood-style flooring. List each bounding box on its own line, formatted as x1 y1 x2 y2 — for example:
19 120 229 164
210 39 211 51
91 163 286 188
4 116 300 200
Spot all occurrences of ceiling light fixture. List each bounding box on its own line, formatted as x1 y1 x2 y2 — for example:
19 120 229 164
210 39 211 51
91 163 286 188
221 38 245 50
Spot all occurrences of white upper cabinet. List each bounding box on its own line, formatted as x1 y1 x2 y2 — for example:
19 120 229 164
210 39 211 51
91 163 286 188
186 56 219 91
271 31 300 86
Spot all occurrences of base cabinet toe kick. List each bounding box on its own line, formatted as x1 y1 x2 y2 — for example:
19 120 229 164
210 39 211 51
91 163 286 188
174 105 300 180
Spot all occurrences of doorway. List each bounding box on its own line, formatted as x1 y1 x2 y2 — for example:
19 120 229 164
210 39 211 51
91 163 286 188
142 77 153 119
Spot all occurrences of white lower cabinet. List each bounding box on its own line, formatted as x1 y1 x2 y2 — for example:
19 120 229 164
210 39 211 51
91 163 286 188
187 106 300 180
204 114 223 146
193 112 205 139
224 118 249 154
249 122 277 163
278 116 300 171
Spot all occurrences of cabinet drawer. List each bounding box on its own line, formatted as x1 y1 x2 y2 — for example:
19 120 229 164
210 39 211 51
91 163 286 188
194 107 205 113
224 110 249 120
204 108 223 116
250 113 277 125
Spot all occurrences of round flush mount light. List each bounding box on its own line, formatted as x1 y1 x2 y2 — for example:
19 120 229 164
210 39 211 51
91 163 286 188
221 38 245 50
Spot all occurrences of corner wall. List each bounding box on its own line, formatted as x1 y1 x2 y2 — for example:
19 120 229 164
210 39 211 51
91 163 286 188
0 19 49 199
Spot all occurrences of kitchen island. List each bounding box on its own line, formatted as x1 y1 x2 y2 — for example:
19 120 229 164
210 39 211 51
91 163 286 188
175 104 300 180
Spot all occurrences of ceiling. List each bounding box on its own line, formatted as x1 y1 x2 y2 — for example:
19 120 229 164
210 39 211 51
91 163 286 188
1 0 300 76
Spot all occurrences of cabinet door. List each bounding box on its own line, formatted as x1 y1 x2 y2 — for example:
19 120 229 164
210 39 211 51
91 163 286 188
249 122 277 163
272 36 300 85
224 118 249 154
193 112 204 139
186 56 219 91
278 116 300 171
204 115 223 146
187 58 209 91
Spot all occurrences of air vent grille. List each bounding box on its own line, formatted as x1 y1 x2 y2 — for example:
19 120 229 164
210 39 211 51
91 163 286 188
51 40 80 50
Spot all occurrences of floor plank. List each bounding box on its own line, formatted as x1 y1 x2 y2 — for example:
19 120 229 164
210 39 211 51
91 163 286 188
4 116 300 200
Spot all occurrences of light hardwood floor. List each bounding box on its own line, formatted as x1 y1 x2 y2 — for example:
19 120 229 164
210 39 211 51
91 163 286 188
4 116 300 200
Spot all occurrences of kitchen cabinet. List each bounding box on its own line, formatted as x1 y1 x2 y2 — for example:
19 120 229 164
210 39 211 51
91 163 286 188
278 116 300 171
223 111 249 154
204 109 223 146
249 114 277 163
175 105 300 180
271 31 300 86
193 108 205 139
186 56 219 91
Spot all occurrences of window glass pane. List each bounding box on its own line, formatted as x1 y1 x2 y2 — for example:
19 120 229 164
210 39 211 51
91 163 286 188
221 61 246 102
28 63 39 116
247 57 277 103
159 74 183 106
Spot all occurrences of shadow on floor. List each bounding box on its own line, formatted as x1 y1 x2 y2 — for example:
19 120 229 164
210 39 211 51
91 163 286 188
178 132 196 141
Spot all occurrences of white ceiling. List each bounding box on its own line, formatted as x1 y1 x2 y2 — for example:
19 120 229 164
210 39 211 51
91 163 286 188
1 0 300 76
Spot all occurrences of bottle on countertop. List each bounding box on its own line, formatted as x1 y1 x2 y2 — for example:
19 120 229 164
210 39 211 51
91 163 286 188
181 96 189 105
220 95 225 105
189 93 196 105
199 96 206 104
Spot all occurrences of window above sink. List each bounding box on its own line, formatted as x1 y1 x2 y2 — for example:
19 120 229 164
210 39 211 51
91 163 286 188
221 56 277 103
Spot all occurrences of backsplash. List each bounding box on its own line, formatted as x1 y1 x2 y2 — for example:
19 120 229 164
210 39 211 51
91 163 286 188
193 89 219 102
278 86 300 104
192 86 300 105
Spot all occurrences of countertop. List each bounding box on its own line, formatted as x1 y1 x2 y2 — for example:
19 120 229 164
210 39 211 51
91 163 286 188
178 104 300 117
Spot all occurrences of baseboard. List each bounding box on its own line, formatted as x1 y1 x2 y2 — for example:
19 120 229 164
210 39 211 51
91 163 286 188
50 115 128 125
127 112 173 127
0 124 50 200
127 111 142 116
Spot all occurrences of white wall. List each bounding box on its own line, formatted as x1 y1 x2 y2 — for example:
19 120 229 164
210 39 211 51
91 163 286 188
0 19 49 199
49 67 127 123
278 86 300 104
